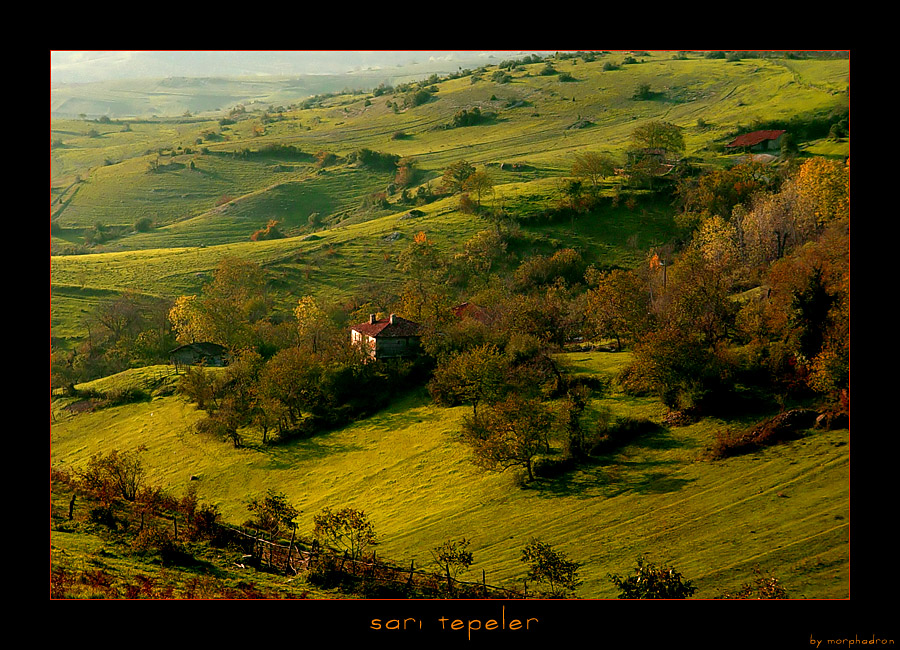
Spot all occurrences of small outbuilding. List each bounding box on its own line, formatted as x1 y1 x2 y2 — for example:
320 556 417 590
169 342 229 372
725 129 786 153
350 314 422 361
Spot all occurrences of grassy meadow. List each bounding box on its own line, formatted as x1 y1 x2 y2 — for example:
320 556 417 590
50 51 850 600
51 351 849 598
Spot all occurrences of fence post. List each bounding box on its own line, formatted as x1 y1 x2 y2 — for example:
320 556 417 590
483 569 487 598
407 560 415 588
288 524 296 573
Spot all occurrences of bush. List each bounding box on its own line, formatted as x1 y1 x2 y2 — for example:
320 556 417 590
709 409 818 459
609 557 697 599
134 217 153 232
588 416 659 456
251 219 286 241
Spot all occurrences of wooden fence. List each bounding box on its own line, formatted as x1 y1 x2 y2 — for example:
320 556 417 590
224 526 527 598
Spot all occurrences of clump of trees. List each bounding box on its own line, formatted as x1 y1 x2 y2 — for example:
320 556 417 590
57 448 224 568
51 290 177 393
601 156 850 417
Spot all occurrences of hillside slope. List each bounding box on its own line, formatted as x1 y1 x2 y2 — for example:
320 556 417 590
50 354 849 598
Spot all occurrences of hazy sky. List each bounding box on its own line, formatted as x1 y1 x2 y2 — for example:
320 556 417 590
50 51 549 84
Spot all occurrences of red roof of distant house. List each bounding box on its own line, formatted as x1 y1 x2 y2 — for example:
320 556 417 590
452 302 493 324
351 314 422 338
726 130 786 148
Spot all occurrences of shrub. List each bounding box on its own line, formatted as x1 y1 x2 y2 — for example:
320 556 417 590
717 566 788 599
609 557 697 599
134 217 153 232
709 409 818 459
251 219 286 241
588 416 659 455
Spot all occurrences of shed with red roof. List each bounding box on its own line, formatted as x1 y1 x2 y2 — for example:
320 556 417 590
726 130 786 152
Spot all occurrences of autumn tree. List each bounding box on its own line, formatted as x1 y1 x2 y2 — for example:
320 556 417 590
431 538 475 593
584 268 653 350
312 507 377 560
462 169 495 209
246 489 300 539
571 151 616 191
734 179 814 270
78 446 148 504
794 156 849 228
520 538 582 598
676 161 773 220
655 244 739 345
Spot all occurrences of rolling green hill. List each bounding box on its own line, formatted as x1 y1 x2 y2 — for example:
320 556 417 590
50 50 851 600
50 352 849 598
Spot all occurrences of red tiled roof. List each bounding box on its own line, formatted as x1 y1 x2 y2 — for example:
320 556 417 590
726 130 786 148
453 302 492 323
351 314 422 338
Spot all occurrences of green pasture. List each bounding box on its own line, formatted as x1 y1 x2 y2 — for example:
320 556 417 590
50 185 677 349
51 53 848 249
51 352 849 599
49 52 851 599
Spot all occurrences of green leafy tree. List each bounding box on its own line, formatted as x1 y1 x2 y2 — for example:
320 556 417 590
608 557 697 599
168 257 271 352
630 120 685 158
462 169 495 209
520 538 582 598
461 394 553 482
294 295 341 357
789 265 837 362
428 343 508 417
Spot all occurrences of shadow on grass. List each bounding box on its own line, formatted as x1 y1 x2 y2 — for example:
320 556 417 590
254 434 365 470
531 455 694 500
528 425 696 499
252 390 432 470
